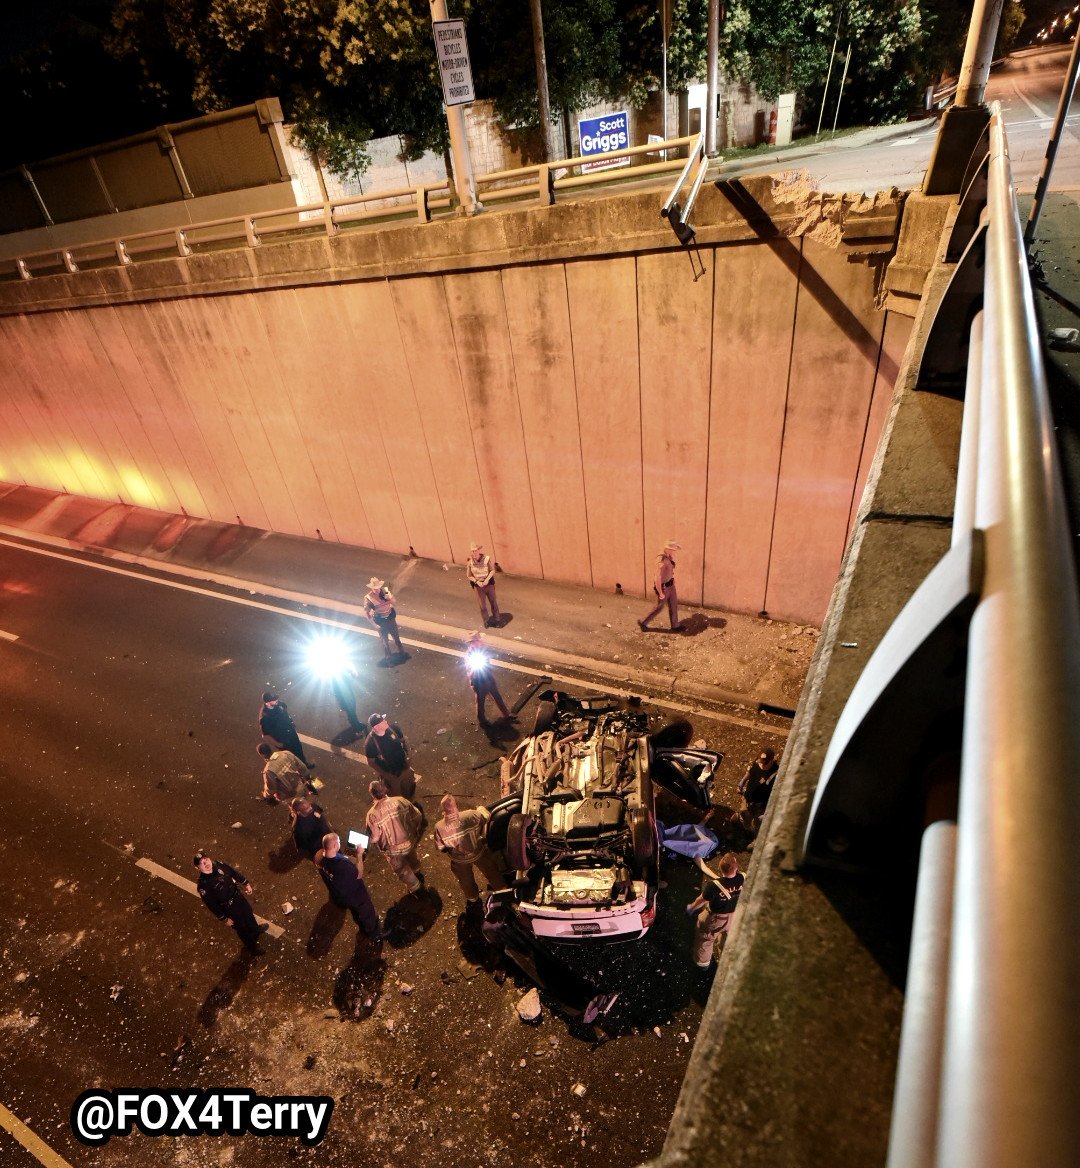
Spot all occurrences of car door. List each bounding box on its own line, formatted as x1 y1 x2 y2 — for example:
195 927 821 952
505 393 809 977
650 747 723 810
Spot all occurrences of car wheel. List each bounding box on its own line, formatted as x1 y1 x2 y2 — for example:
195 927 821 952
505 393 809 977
505 813 534 870
629 806 657 869
532 700 556 735
485 794 523 854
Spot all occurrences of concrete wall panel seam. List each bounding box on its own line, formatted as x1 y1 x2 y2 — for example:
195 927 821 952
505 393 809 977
562 262 595 590
381 274 453 560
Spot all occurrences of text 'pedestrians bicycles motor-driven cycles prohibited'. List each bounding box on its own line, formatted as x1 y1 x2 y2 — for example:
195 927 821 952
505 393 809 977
433 19 475 106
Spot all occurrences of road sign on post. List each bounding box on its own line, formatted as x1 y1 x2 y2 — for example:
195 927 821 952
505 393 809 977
577 111 630 172
433 19 476 107
429 3 479 215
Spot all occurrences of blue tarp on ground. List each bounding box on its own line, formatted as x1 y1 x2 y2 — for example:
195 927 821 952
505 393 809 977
657 820 719 860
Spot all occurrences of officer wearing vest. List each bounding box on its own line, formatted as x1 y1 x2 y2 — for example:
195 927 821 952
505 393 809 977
194 852 268 955
465 542 501 627
433 794 506 905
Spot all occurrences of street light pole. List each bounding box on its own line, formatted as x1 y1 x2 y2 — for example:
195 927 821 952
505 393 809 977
956 0 1006 106
705 0 720 155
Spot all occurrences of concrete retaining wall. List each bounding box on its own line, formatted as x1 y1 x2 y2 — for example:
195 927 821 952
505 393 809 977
0 179 909 625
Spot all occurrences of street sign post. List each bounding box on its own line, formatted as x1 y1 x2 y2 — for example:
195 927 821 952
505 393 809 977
428 3 478 214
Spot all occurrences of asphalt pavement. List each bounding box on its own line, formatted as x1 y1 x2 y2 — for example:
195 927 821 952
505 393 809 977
0 494 793 1168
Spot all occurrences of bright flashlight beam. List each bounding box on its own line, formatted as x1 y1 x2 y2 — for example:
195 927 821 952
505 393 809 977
305 635 354 678
466 650 489 670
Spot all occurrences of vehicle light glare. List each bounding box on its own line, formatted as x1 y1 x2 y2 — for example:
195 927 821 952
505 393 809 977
305 635 353 678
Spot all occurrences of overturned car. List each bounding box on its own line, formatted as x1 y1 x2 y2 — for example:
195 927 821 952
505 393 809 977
486 691 722 943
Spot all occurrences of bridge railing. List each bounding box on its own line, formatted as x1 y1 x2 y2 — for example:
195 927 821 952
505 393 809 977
3 132 701 282
802 103 1080 1168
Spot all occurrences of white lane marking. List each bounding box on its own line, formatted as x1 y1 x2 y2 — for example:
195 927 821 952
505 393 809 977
134 856 285 938
0 628 18 642
0 531 787 732
0 1102 75 1168
1015 87 1047 120
299 734 366 763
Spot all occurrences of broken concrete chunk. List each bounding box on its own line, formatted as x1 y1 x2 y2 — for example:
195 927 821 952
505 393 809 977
571 1083 587 1097
516 988 542 1023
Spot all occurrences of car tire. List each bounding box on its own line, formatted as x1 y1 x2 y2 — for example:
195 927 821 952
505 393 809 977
532 700 556 735
629 807 657 869
506 813 534 870
485 794 523 854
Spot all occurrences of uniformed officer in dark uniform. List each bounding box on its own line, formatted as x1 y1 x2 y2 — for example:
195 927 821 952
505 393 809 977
314 833 387 940
194 852 268 955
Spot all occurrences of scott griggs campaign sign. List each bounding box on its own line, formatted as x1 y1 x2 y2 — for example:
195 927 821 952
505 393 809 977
577 111 631 172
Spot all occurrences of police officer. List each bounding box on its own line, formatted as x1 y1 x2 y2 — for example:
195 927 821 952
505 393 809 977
639 539 686 631
466 542 501 627
363 578 405 659
314 833 386 940
194 851 268 955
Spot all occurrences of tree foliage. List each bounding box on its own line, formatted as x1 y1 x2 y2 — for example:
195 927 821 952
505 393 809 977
1 0 1041 176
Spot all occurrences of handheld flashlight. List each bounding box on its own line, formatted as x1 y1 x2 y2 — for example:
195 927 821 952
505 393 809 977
305 634 354 679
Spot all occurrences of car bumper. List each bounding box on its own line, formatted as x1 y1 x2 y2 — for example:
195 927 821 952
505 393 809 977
520 904 648 942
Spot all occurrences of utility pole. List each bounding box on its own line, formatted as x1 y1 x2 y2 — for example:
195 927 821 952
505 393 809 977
429 0 479 214
529 0 557 162
956 0 1006 106
705 0 720 154
661 0 671 141
923 0 1004 193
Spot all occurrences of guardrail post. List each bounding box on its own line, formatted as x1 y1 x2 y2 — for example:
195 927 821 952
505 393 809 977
175 229 192 258
16 259 31 281
115 240 132 266
537 164 555 206
416 186 430 223
61 250 79 274
324 203 339 237
244 218 260 248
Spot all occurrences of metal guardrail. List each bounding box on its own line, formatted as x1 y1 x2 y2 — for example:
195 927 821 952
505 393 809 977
4 133 701 281
803 104 1080 1168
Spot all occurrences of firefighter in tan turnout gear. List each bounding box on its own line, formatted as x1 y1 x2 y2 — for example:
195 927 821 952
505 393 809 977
433 794 506 905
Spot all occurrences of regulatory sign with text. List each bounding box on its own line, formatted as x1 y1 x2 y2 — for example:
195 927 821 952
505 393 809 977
433 19 475 107
577 112 631 172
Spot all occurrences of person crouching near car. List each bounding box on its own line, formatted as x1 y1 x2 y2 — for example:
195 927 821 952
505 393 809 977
687 852 745 969
433 794 507 909
365 779 425 894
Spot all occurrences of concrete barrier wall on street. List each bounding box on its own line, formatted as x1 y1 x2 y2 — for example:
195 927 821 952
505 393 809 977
0 178 910 626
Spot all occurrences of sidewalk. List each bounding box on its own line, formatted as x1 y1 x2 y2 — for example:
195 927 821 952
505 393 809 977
0 483 815 720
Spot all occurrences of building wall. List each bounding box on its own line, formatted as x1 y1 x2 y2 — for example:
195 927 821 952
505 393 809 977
0 199 905 627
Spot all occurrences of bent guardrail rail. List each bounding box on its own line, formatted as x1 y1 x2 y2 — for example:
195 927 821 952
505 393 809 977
802 104 1080 1168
